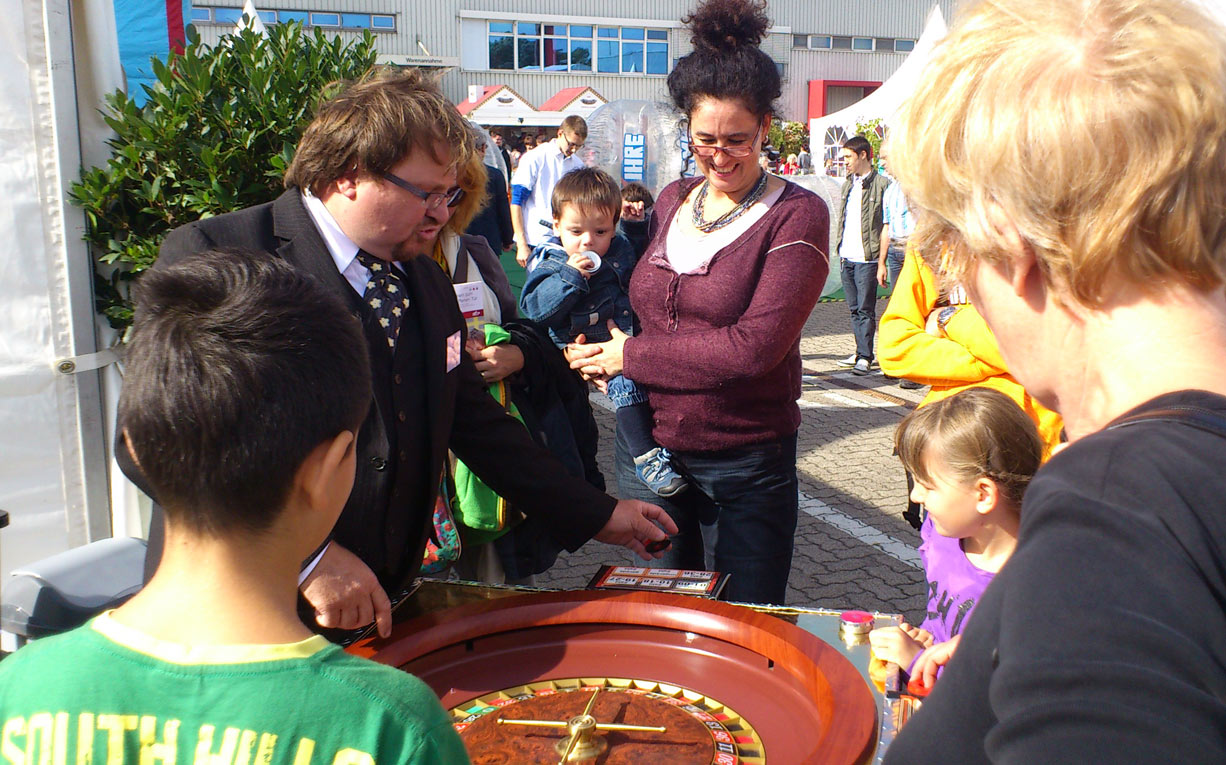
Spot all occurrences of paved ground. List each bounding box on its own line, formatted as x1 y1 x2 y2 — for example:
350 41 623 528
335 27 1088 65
535 299 929 623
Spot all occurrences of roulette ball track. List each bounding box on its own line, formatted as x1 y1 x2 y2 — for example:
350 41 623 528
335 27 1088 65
350 590 877 764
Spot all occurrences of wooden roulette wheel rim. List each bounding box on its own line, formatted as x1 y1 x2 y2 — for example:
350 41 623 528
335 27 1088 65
351 590 877 764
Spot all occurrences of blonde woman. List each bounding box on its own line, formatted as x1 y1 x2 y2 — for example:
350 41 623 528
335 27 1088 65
884 0 1226 760
432 136 609 583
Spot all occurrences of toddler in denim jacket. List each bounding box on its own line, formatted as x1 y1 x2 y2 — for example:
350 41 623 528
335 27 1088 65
520 168 686 497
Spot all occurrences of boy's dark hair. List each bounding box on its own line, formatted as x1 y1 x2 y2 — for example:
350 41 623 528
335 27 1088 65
119 250 371 535
895 387 1042 507
620 182 655 209
843 135 873 161
668 0 780 120
551 167 622 223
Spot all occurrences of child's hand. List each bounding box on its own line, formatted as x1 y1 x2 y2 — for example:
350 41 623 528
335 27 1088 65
622 199 646 221
911 634 962 690
868 624 928 670
900 622 935 648
566 250 595 277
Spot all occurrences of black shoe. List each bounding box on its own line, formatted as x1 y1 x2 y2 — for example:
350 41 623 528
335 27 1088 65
902 505 924 530
899 379 923 389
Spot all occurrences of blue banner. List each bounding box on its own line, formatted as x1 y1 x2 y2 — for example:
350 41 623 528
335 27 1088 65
622 133 645 182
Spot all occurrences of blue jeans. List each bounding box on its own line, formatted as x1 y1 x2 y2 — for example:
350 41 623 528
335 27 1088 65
886 244 906 291
615 429 799 605
841 258 879 362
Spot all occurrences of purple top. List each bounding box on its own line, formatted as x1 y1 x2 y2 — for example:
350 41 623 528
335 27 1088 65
623 177 830 451
919 516 997 647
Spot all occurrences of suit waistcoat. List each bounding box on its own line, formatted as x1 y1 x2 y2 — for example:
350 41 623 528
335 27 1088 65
333 282 431 585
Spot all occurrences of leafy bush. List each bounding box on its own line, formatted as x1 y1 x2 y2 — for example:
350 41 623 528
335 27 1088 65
72 22 378 329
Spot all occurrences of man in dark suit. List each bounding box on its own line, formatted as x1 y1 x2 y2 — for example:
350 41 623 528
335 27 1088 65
139 68 675 638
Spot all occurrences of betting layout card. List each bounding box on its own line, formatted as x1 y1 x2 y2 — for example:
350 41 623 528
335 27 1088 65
586 565 730 599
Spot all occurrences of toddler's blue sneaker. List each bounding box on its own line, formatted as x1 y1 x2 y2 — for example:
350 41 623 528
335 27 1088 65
634 447 689 498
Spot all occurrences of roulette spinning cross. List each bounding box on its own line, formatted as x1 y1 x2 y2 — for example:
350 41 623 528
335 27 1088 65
494 686 667 762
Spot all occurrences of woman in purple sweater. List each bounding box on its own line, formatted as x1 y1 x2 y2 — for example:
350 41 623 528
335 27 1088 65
568 0 829 604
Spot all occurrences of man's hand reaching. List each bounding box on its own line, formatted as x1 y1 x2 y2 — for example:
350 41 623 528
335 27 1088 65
594 499 679 559
300 542 392 638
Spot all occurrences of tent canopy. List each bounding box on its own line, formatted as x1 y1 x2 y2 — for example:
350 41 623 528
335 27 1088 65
809 5 947 165
1 0 126 580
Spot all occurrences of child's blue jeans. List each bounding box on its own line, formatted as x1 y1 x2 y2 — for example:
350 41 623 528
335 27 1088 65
606 374 647 409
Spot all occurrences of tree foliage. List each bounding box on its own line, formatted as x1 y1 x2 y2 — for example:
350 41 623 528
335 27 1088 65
853 118 886 165
767 119 811 158
71 22 378 329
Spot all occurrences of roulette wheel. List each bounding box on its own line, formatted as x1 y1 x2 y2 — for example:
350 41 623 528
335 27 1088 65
350 589 879 763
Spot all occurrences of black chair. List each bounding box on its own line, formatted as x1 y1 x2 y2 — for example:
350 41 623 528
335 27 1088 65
1 534 147 649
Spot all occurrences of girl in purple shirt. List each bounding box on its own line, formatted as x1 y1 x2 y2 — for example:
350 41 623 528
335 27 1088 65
869 388 1042 687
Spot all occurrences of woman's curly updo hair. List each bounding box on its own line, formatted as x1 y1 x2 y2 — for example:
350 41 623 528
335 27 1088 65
668 0 781 119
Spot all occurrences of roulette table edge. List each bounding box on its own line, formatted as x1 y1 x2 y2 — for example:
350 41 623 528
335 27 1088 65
350 588 881 764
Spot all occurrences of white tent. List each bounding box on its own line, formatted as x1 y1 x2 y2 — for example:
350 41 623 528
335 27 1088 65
1 0 132 581
808 5 948 166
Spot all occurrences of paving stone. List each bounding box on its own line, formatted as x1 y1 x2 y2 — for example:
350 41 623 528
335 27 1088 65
534 301 928 618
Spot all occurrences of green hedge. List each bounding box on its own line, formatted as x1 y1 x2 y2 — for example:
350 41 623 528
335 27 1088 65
71 23 378 329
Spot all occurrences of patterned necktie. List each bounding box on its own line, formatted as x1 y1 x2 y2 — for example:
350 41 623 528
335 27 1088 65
355 250 410 349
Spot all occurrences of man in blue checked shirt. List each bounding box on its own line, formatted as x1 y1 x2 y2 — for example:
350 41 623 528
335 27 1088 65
877 150 922 389
877 150 916 292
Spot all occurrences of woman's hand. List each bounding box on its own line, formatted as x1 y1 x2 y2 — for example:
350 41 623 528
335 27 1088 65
563 335 608 391
568 320 628 380
473 343 524 383
564 332 605 384
925 307 943 337
563 333 597 375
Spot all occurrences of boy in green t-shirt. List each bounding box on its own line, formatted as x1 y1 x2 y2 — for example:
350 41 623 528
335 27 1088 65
0 251 469 764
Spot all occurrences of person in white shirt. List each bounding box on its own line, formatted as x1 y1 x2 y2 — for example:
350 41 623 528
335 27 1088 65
833 135 890 375
510 115 587 267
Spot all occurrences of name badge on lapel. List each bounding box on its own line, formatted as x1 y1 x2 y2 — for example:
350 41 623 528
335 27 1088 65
445 330 462 372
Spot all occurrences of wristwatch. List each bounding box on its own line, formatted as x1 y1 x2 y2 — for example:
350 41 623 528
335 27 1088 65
936 305 960 331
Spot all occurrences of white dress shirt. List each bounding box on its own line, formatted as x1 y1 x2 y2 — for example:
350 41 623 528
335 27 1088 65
301 190 409 296
510 142 584 247
839 174 869 263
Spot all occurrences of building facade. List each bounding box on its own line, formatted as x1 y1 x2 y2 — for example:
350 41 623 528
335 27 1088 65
191 0 956 126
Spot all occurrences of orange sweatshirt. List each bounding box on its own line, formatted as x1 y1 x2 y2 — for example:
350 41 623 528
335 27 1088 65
878 249 1064 457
